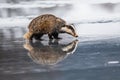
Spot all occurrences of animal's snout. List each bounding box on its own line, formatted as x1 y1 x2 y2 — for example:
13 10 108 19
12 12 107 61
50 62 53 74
75 35 78 37
74 34 78 37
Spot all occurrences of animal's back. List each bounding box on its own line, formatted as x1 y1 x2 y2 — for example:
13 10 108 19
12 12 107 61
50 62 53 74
28 14 65 34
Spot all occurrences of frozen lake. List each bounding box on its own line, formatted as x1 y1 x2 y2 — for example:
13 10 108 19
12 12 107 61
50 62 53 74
0 0 120 80
0 27 120 80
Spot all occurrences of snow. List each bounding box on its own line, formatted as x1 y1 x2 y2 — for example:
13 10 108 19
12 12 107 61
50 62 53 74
0 3 56 8
0 18 30 27
0 17 120 36
108 61 119 64
71 0 120 4
75 22 120 35
0 1 72 8
0 0 120 36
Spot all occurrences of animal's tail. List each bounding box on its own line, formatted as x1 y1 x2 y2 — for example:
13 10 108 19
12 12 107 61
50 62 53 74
23 31 33 40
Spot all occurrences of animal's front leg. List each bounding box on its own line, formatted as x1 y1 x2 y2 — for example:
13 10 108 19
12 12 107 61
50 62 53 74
52 32 62 39
48 34 53 40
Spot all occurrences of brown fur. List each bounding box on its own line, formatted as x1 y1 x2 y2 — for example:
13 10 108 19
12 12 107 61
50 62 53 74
23 32 33 40
23 14 78 40
28 14 65 34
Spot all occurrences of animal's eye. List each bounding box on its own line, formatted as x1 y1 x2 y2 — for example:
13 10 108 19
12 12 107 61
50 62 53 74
68 25 71 28
62 25 66 27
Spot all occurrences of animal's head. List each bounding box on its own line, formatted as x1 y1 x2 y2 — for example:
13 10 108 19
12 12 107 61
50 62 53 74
60 24 78 37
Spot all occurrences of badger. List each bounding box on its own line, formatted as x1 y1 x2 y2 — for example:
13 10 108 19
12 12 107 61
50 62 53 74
23 14 78 40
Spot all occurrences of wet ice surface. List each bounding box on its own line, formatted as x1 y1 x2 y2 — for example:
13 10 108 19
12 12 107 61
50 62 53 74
1 0 120 80
0 26 120 80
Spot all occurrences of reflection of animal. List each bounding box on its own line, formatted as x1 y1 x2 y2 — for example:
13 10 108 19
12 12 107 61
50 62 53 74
23 14 78 40
24 40 78 65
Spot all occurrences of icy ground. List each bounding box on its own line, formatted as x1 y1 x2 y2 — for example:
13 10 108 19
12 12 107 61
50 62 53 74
0 1 120 80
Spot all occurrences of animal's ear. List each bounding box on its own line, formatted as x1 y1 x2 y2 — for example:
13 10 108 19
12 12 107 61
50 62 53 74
69 23 75 27
69 23 73 25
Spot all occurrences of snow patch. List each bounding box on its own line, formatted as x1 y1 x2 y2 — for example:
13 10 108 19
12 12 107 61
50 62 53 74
0 1 72 9
108 61 119 64
0 18 30 28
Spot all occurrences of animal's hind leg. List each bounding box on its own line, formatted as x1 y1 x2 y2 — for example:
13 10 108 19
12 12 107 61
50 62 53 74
34 33 43 40
30 34 34 40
